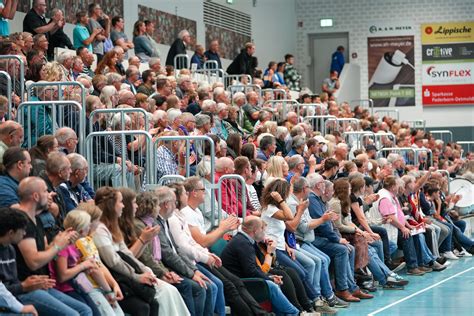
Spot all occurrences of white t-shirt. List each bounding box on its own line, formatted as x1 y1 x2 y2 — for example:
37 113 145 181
261 204 286 251
181 205 207 235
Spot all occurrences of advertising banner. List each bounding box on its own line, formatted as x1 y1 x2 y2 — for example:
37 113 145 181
421 22 474 106
367 22 415 107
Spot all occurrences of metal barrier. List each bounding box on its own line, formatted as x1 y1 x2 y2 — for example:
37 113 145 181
224 74 252 88
192 68 225 85
89 108 150 132
413 148 434 169
18 101 85 153
429 130 453 144
375 109 400 122
144 175 187 191
85 130 154 190
0 71 12 119
296 103 325 118
203 60 219 69
303 115 337 135
325 118 360 135
0 55 25 104
262 99 299 120
457 141 474 156
349 99 374 115
371 132 396 150
174 54 190 71
343 131 375 150
27 81 86 106
217 174 247 223
261 88 287 100
377 147 420 165
403 120 426 131
227 84 261 99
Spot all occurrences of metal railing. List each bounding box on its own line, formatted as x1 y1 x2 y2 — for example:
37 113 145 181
297 103 325 118
0 55 25 104
262 99 299 120
457 141 474 157
350 99 373 115
403 120 426 131
144 175 187 191
325 118 360 135
85 130 154 190
343 131 375 150
372 132 397 150
429 130 453 144
18 101 84 153
375 109 400 122
174 54 190 71
261 88 287 100
376 147 432 166
216 174 247 223
27 81 86 105
413 148 434 170
0 71 12 119
223 74 252 88
89 108 150 132
203 60 219 69
192 68 225 85
303 115 337 135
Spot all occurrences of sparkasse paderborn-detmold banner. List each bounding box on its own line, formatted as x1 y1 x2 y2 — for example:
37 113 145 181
421 21 474 106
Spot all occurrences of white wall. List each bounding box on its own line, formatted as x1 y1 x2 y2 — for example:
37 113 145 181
294 0 474 128
8 0 297 73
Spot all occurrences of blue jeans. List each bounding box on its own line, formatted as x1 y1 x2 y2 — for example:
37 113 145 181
18 288 92 316
311 237 356 292
174 276 206 316
367 245 391 285
197 264 225 316
295 248 321 297
300 242 334 299
275 249 318 300
450 222 474 249
265 280 299 316
397 230 419 269
414 233 436 265
369 239 384 262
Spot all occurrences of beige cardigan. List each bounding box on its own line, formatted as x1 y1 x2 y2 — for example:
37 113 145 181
328 197 357 234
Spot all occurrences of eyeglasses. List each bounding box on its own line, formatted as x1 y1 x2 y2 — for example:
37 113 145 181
194 188 206 191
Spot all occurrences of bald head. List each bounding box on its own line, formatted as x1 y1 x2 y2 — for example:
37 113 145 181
242 215 261 232
215 157 234 174
18 177 47 203
0 120 24 147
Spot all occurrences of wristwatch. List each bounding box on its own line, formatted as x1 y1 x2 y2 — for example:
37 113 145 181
269 252 274 257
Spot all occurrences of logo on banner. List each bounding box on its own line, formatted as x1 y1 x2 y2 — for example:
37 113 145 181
426 66 471 78
369 24 412 34
434 25 472 36
425 46 453 58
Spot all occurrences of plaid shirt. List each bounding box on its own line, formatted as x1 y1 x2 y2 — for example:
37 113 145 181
156 145 178 182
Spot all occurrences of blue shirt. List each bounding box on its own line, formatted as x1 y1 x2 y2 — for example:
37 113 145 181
73 24 92 51
330 51 345 74
0 174 19 207
308 192 340 243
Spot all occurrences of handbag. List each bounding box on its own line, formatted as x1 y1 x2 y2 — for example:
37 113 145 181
107 251 156 304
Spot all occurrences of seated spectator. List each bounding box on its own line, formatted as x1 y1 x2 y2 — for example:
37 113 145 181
190 44 206 69
29 135 58 176
58 153 92 213
0 120 23 164
0 147 32 207
32 34 48 62
242 91 261 127
55 127 78 154
132 21 156 62
137 70 156 96
264 156 288 186
256 135 276 162
93 187 189 316
95 50 119 75
156 131 185 181
77 46 95 77
166 30 191 68
12 177 93 315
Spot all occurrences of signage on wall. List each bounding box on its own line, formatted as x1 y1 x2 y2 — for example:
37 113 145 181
367 22 415 107
421 21 474 106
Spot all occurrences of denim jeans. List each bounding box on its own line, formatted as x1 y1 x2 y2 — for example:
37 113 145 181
370 225 391 263
369 239 384 262
88 289 124 316
311 237 355 292
173 276 206 316
300 242 334 299
18 288 92 316
397 230 419 269
448 221 474 249
197 264 225 316
275 249 318 300
367 245 391 285
265 280 299 316
413 233 436 265
389 241 398 255
295 248 322 298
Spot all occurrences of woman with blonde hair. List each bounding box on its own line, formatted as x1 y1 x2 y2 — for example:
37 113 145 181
99 85 119 108
264 155 289 186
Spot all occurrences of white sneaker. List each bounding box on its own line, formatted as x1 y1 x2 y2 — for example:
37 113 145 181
460 249 473 257
443 251 459 260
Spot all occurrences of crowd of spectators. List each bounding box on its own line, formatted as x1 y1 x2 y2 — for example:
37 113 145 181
0 1 473 316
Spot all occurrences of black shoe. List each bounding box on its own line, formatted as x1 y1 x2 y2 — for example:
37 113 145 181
467 246 474 255
361 282 377 292
326 294 350 308
436 256 448 265
383 283 405 290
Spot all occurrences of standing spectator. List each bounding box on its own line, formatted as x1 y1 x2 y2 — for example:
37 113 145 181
226 42 256 76
73 11 101 52
166 30 192 68
23 0 62 36
133 20 156 62
0 0 18 36
190 44 206 69
111 16 134 57
47 9 73 61
284 54 302 92
204 40 222 69
330 46 345 75
87 3 107 62
144 20 161 59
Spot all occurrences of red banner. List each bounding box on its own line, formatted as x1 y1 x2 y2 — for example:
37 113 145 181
422 84 474 106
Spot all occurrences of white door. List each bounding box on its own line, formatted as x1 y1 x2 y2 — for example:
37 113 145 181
309 33 349 94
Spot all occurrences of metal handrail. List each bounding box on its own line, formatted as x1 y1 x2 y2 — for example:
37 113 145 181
0 55 25 103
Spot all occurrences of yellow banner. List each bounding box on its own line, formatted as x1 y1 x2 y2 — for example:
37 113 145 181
421 22 474 44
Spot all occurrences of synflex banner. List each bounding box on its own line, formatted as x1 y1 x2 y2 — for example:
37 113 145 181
367 22 415 107
421 22 474 106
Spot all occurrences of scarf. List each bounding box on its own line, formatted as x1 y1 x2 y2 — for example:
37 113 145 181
141 216 161 261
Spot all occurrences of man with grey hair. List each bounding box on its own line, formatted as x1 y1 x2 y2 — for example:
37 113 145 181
213 87 229 105
149 57 161 73
166 29 191 68
118 89 136 107
152 110 169 134
307 173 371 302
55 127 78 154
195 114 212 135
212 103 229 140
58 153 92 212
256 135 276 161
287 154 306 182
45 8 73 61
106 72 123 91
176 75 192 99
57 50 74 80
200 99 217 114
287 176 343 311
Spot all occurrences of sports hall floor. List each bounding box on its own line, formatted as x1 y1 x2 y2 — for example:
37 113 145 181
337 254 474 315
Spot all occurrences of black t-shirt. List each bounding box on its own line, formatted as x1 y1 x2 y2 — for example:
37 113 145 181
14 216 49 281
23 9 48 36
350 193 364 227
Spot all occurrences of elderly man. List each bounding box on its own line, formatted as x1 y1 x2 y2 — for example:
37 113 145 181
57 51 74 80
156 131 185 182
57 153 92 212
0 147 32 208
23 0 63 36
211 103 229 140
0 121 23 163
118 90 136 107
242 91 260 126
166 29 191 68
55 127 78 154
256 135 276 162
76 46 95 77
149 57 161 74
204 40 222 69
175 75 192 99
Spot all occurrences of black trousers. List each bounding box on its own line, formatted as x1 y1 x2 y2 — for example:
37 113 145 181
271 266 313 312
